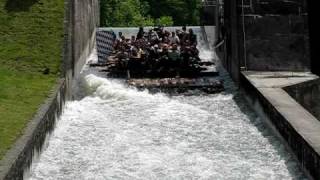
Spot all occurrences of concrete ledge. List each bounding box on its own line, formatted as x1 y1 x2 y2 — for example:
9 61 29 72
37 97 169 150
0 79 66 180
284 79 320 121
240 71 320 180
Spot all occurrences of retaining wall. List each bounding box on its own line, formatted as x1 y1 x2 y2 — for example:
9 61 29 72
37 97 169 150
0 0 99 179
222 0 310 84
242 0 310 72
284 79 320 121
244 15 310 71
222 0 241 83
240 72 320 180
64 0 100 98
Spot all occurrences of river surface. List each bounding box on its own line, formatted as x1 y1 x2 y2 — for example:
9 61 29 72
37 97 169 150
28 28 306 180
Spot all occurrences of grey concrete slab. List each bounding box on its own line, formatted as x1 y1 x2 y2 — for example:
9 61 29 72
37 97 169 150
243 71 320 150
259 88 320 154
241 71 320 179
242 71 318 88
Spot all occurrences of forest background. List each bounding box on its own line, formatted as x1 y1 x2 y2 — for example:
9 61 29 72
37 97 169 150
100 0 202 27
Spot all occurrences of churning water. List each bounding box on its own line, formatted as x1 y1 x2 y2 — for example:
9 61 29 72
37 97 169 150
28 28 306 180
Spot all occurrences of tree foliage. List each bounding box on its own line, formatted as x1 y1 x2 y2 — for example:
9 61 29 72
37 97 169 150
100 0 201 27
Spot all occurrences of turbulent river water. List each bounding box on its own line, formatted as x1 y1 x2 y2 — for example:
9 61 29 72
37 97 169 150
28 28 306 180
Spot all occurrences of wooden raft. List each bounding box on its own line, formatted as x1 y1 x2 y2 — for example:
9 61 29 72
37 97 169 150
127 77 224 94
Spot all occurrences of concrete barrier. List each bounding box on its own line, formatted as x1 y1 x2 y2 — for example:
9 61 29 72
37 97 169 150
64 0 99 98
284 79 320 121
240 71 320 180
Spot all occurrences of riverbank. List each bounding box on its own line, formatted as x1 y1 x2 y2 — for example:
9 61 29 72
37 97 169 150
0 0 64 160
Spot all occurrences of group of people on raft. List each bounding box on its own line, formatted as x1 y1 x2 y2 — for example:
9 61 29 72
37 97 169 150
109 26 201 76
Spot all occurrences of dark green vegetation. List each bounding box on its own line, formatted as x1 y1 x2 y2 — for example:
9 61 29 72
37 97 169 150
100 0 202 27
0 0 64 159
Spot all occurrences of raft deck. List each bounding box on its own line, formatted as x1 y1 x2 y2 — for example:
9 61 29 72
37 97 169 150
127 77 224 94
90 60 223 94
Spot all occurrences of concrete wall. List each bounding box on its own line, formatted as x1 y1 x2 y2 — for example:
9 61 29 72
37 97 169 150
0 0 99 179
64 0 99 98
200 5 217 26
244 15 310 71
222 0 310 83
222 0 241 83
285 79 320 121
240 72 320 180
240 0 310 71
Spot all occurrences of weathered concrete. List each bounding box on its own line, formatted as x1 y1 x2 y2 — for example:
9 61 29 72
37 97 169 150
284 79 320 121
0 0 99 179
240 71 320 180
222 0 310 83
64 0 99 98
241 0 310 72
244 15 310 71
222 0 241 83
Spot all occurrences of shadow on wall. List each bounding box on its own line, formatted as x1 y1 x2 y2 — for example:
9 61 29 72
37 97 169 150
5 0 39 12
241 0 310 72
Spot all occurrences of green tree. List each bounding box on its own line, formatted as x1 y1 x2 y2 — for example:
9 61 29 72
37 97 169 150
100 0 202 27
155 16 174 26
142 0 202 26
100 0 154 27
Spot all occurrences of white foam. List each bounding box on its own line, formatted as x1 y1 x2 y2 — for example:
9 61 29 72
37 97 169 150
28 30 306 180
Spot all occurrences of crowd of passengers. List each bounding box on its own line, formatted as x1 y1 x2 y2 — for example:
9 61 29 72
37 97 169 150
111 26 200 74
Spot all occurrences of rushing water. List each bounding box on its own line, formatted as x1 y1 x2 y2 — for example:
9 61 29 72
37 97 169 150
28 28 306 180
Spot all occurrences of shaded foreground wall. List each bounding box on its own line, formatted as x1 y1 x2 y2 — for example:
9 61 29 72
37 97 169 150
222 0 241 83
307 0 320 76
0 0 99 179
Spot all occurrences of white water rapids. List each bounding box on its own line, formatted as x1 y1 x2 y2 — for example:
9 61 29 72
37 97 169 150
28 28 306 180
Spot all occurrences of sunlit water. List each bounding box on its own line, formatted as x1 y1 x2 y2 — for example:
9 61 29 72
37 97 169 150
28 29 306 180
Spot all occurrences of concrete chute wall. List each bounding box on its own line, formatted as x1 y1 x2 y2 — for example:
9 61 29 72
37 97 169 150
222 0 311 83
64 0 100 98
